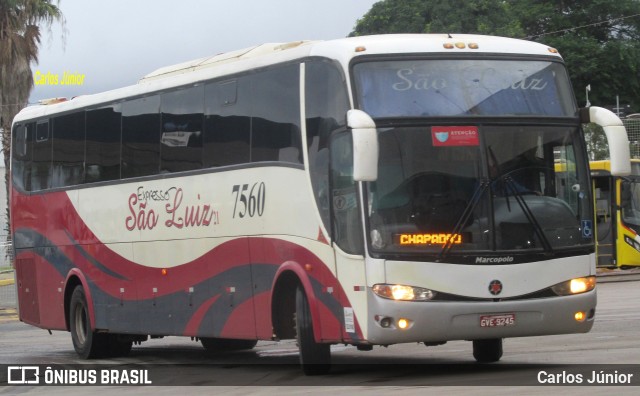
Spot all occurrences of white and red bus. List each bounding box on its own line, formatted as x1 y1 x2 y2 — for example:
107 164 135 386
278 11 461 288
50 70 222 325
10 34 630 374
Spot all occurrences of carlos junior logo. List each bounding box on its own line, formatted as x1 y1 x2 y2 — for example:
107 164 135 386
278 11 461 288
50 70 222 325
488 280 503 295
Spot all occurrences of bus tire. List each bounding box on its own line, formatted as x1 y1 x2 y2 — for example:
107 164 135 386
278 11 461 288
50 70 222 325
472 338 503 363
295 285 331 375
201 338 258 352
69 286 108 359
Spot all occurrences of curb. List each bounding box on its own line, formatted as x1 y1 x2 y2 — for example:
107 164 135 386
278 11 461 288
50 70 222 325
596 268 640 283
0 278 14 287
0 308 17 315
0 308 18 323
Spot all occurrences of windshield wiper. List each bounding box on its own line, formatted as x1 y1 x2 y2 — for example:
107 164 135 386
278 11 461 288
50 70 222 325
485 145 553 255
438 179 490 261
502 176 554 254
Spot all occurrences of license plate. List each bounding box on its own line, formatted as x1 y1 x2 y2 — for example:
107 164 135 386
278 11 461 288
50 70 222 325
480 313 515 327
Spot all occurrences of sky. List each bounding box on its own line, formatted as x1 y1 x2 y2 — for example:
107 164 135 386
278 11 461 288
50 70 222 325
30 0 379 103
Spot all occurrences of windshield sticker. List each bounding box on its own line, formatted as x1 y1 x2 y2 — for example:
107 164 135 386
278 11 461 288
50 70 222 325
333 188 357 211
432 126 479 147
581 220 593 239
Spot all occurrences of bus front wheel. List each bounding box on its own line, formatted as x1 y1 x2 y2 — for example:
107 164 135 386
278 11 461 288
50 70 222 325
472 338 503 363
69 286 108 359
295 285 331 375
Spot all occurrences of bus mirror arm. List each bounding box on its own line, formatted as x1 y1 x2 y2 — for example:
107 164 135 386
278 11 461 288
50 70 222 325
348 110 379 182
581 106 631 177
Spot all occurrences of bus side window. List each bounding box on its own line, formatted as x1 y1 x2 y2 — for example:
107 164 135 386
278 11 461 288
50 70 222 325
330 132 364 255
306 59 350 237
161 86 204 173
204 79 251 167
11 124 32 191
250 65 302 164
86 105 122 183
51 112 85 188
122 96 161 178
31 121 51 191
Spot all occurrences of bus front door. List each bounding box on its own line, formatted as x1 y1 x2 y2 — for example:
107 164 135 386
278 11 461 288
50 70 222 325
594 177 615 267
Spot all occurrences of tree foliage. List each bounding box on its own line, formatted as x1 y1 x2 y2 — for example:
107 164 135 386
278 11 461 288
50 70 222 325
350 0 524 37
511 0 640 112
584 124 609 160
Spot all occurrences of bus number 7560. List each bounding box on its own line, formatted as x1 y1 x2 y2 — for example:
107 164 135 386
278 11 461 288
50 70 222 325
232 182 266 218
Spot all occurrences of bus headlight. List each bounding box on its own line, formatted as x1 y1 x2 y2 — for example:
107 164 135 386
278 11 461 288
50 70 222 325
372 284 437 301
550 276 596 296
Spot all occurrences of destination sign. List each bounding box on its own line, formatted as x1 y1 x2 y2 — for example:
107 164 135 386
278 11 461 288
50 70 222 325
396 233 463 246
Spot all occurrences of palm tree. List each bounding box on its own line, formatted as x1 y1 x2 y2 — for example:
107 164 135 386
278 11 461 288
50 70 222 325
0 0 64 255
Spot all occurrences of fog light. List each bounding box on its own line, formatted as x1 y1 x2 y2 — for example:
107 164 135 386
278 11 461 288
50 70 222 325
398 318 409 329
380 317 392 328
574 311 586 322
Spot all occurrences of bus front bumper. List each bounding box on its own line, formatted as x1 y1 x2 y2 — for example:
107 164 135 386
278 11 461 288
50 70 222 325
363 289 596 345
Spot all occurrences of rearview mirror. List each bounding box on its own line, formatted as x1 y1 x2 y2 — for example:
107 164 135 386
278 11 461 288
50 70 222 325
581 106 631 176
347 110 378 182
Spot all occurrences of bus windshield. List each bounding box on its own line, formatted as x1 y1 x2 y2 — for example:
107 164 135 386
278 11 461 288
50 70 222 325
353 59 576 117
364 125 592 257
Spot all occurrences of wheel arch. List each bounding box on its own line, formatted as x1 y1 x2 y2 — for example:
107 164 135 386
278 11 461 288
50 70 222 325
64 270 95 332
271 261 323 342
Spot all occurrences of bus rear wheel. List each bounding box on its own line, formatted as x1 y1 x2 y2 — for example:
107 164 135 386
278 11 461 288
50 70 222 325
295 285 331 375
69 286 108 359
472 338 503 363
201 338 258 352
